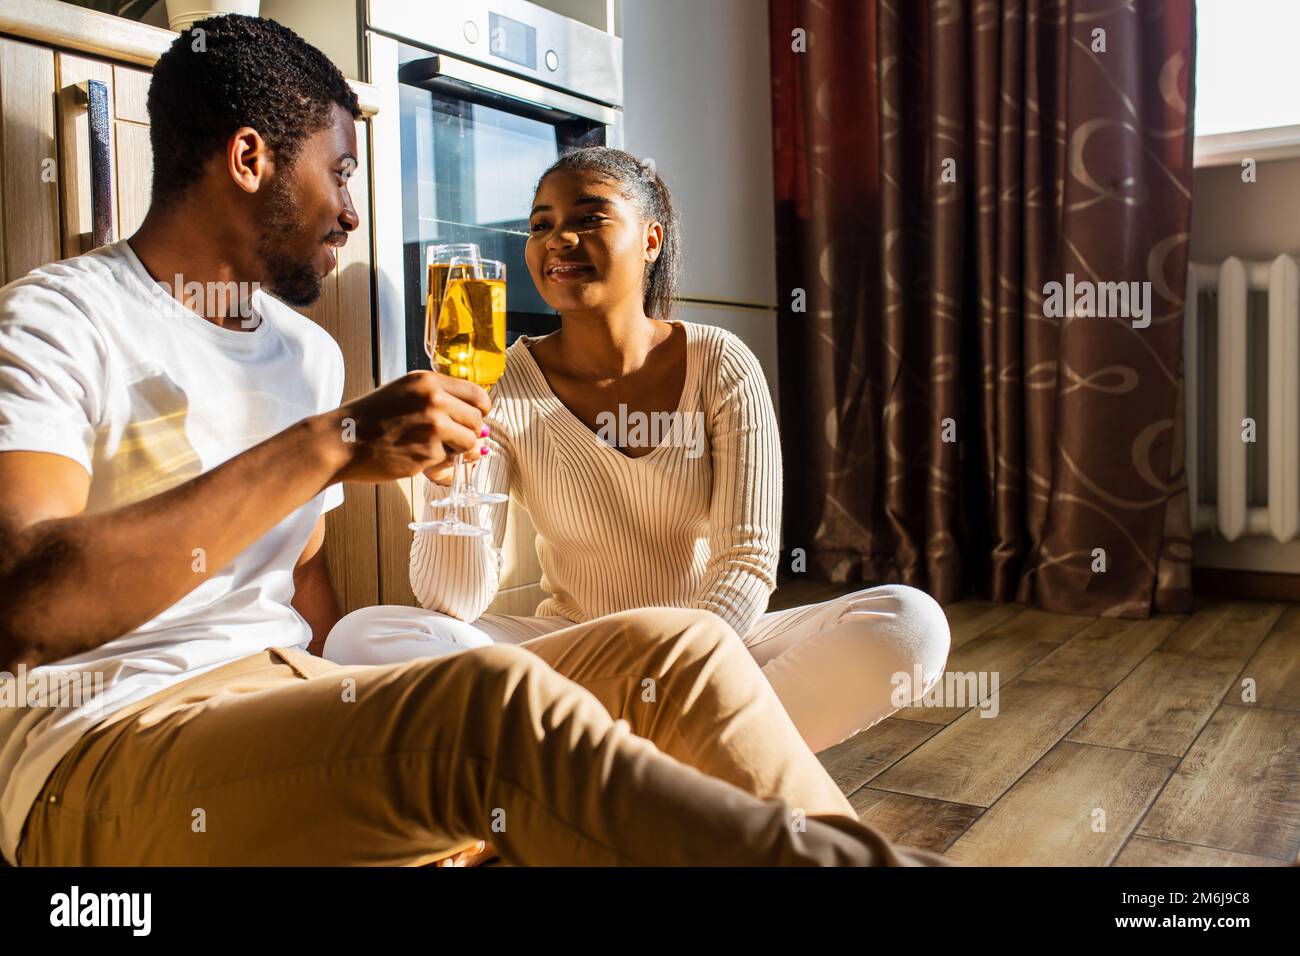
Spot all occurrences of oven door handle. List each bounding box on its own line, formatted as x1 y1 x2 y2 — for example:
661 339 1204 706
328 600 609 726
398 53 618 128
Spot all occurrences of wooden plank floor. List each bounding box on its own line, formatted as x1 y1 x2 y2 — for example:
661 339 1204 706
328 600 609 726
774 582 1300 866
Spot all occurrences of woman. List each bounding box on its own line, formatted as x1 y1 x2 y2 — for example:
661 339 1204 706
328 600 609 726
325 147 950 754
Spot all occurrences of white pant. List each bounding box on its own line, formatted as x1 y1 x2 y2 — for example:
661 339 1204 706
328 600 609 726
324 585 951 753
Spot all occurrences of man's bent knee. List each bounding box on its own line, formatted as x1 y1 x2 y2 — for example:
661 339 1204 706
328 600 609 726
604 606 745 667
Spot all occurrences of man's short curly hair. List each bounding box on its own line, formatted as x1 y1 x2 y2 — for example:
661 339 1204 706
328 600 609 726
147 14 361 208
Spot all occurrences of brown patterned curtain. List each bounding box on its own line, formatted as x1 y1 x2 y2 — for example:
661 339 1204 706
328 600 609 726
769 0 1196 617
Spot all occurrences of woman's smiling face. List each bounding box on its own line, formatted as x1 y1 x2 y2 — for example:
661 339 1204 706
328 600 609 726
525 169 661 316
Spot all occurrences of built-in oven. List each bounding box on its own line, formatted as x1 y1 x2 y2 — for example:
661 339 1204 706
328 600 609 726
366 0 623 384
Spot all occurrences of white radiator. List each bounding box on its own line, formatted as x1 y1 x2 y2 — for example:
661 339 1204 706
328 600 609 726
1185 257 1300 542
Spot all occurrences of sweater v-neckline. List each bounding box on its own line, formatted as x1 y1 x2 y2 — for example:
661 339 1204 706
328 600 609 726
513 320 698 463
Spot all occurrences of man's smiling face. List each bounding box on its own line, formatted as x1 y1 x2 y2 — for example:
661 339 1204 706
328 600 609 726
253 102 359 306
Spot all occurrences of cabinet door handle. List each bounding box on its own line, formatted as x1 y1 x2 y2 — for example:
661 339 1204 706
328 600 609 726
74 79 114 248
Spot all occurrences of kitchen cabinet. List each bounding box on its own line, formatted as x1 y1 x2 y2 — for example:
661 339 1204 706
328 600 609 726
54 53 152 256
0 37 59 284
0 2 383 617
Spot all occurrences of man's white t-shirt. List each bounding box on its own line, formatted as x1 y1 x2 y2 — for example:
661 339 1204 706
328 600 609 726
0 238 346 865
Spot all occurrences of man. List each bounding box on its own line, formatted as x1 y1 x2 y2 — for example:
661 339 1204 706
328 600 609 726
0 15 944 866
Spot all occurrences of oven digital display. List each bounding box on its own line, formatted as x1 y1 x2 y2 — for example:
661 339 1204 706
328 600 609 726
488 12 536 70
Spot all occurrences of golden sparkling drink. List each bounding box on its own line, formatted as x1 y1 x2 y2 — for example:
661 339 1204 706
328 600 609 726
423 262 455 361
427 265 506 388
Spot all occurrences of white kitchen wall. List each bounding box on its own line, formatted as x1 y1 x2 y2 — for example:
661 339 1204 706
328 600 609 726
620 0 779 403
622 0 776 309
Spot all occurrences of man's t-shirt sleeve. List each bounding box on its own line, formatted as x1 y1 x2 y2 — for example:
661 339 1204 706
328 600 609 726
0 282 106 474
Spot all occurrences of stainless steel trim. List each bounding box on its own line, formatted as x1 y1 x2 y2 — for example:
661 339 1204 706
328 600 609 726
607 108 624 150
367 32 410 386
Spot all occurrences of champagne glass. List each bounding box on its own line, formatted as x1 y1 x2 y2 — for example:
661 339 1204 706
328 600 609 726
434 254 509 510
421 243 481 361
410 253 508 536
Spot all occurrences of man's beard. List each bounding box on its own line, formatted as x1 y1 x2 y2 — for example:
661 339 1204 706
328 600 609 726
254 173 324 307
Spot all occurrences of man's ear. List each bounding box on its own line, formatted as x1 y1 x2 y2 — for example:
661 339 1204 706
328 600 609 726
226 126 273 194
644 220 664 264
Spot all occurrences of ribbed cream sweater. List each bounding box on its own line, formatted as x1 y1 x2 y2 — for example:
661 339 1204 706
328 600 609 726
410 320 782 636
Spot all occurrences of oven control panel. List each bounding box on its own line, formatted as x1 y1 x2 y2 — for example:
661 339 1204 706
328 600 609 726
370 0 622 107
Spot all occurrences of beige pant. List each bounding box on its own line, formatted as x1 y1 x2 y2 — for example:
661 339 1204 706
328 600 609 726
16 608 949 866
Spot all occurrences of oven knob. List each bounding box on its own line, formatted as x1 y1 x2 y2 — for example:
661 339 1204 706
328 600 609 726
463 20 480 44
545 49 559 71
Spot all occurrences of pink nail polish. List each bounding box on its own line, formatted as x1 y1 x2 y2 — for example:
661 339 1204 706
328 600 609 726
479 425 490 438
480 445 490 456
